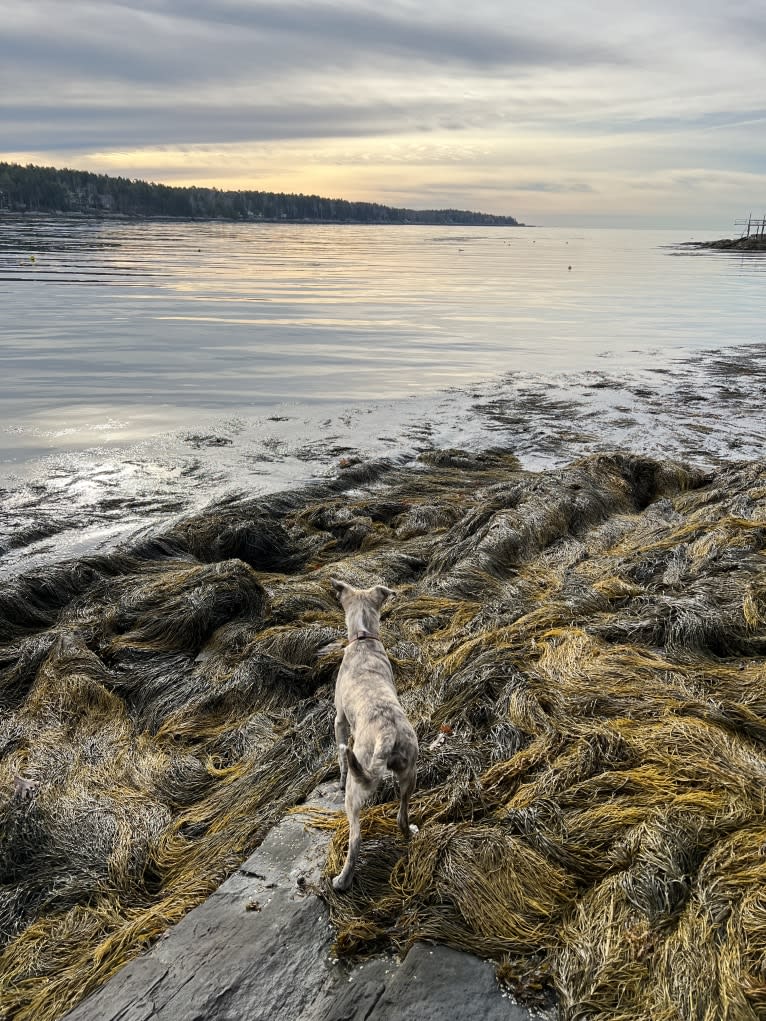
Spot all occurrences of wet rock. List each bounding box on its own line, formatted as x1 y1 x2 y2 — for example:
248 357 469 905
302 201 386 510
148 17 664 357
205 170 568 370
184 434 233 448
63 787 541 1021
364 944 531 1021
692 236 766 252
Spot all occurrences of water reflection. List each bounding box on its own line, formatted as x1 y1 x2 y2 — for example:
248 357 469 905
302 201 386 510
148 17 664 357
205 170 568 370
1 218 763 471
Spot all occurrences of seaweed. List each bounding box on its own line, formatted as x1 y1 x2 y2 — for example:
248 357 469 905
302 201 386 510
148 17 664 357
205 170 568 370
0 449 764 1020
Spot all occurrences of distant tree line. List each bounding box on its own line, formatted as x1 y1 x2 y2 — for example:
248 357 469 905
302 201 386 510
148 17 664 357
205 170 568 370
0 162 520 226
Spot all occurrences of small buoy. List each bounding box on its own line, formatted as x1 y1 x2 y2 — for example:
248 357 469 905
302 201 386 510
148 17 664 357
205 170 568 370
30 255 36 262
568 265 572 270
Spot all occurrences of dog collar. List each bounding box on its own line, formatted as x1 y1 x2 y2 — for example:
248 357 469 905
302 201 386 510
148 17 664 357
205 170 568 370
348 630 381 644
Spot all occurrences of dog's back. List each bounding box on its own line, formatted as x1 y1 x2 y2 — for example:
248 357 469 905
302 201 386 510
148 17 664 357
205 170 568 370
336 640 417 779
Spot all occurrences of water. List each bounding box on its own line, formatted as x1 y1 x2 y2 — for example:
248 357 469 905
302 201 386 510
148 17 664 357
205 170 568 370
1 216 764 573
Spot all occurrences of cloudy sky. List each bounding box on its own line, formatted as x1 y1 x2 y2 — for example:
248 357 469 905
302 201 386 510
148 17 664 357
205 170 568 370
1 0 764 226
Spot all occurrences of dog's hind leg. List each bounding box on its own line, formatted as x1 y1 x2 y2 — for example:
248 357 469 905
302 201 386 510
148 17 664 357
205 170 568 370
333 778 365 891
396 766 418 840
335 713 350 791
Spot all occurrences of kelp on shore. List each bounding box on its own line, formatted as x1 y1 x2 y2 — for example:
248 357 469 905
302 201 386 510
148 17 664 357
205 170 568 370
1 449 765 1020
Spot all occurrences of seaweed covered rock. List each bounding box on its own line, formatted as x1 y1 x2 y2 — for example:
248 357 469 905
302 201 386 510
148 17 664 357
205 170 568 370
0 449 765 1021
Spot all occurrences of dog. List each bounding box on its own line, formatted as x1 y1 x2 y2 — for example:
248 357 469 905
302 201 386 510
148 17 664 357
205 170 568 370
330 578 419 891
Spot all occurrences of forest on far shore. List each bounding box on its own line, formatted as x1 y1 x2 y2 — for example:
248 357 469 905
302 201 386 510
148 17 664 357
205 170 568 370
0 162 520 226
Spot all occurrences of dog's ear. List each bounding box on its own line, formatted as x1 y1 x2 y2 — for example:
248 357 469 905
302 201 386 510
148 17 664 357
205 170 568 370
371 585 396 608
330 578 350 602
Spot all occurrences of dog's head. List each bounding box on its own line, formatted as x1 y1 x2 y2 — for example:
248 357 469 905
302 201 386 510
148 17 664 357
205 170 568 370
330 578 396 613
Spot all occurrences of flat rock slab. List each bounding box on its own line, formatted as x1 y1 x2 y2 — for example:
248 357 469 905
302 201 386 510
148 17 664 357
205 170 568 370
324 944 535 1021
64 784 549 1021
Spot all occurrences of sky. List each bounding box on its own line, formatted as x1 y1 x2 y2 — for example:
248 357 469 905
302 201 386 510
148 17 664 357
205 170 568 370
1 0 765 227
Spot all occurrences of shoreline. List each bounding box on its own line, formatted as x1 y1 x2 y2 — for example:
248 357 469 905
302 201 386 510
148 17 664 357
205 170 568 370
684 235 766 252
0 209 526 227
3 341 765 580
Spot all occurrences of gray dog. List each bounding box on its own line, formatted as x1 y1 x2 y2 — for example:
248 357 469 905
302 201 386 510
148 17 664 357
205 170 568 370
330 578 419 891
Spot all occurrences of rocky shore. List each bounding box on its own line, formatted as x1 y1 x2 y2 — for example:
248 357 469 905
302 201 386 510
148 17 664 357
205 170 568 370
690 234 766 252
1 448 765 1020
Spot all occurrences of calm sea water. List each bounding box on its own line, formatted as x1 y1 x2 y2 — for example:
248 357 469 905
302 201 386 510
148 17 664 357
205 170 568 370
1 216 764 571
2 217 764 459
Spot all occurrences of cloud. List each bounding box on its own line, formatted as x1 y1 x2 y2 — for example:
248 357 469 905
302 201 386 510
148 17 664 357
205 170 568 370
0 0 765 225
167 0 615 68
0 0 622 92
510 180 595 193
0 100 420 151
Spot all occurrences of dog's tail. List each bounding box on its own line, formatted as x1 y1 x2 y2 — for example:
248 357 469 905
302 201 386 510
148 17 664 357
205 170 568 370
340 744 375 787
340 743 410 787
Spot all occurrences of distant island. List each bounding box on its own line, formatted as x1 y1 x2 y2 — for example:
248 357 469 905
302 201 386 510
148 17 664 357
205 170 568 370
0 162 520 226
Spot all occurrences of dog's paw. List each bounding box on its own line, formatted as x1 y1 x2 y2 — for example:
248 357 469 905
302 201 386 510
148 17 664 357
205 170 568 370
409 824 419 835
332 874 351 892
